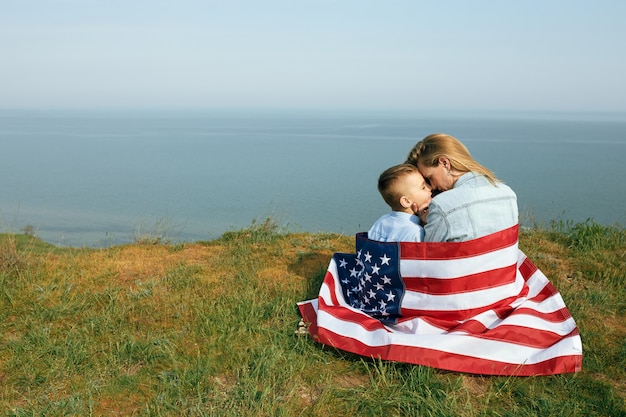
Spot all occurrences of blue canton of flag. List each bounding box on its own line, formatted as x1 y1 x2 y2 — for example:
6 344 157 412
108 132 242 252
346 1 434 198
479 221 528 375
335 234 404 324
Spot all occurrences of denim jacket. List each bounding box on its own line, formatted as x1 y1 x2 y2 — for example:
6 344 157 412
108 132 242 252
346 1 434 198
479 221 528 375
423 172 518 242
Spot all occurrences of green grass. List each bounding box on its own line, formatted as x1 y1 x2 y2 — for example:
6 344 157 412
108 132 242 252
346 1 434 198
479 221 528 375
1 219 625 416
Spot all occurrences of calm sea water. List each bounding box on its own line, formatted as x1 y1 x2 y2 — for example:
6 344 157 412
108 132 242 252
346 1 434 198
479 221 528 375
1 109 625 247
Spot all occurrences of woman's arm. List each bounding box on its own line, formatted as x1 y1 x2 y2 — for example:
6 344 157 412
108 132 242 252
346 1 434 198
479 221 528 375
422 203 449 242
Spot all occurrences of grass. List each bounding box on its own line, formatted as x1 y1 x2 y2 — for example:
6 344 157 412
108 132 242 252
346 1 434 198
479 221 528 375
0 218 624 416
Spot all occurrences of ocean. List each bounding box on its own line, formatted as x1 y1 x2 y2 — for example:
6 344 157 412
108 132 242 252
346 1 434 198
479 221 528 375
1 109 625 247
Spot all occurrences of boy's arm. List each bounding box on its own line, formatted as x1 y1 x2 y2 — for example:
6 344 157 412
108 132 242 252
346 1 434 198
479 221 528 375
417 206 428 225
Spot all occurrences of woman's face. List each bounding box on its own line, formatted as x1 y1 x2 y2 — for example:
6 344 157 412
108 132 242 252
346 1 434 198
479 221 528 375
417 158 455 192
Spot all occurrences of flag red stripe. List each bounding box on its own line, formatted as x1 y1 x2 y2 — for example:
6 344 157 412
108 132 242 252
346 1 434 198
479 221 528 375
519 255 538 278
508 306 574 322
297 300 319 338
403 264 518 294
324 269 341 306
398 224 519 260
528 282 561 303
318 297 389 332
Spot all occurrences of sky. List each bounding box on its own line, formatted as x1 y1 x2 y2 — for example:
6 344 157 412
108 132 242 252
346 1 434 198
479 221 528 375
1 0 625 113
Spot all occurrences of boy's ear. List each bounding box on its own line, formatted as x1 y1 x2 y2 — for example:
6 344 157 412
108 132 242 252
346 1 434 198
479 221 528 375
399 196 412 209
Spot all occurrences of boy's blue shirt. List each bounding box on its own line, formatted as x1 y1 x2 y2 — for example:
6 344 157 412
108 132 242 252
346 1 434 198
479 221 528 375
368 211 425 242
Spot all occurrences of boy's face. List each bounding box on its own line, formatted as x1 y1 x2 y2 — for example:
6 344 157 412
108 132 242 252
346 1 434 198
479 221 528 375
400 171 432 212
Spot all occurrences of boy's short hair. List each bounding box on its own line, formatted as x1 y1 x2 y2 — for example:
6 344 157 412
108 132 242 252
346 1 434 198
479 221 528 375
378 163 421 210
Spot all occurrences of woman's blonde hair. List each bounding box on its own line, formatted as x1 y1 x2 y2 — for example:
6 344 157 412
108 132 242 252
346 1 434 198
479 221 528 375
405 133 499 185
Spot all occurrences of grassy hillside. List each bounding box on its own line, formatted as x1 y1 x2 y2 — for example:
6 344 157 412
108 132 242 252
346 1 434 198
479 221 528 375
1 219 625 416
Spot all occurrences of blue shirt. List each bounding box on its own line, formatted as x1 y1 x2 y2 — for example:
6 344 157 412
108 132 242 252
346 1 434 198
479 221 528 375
424 172 518 242
368 211 425 242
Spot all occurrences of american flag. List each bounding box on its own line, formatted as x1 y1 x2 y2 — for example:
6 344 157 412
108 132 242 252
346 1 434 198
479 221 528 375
297 225 583 376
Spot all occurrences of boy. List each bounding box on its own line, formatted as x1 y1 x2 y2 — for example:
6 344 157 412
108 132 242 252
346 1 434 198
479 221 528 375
368 163 432 242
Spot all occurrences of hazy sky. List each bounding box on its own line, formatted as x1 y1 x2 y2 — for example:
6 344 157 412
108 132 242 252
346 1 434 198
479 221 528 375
1 0 625 112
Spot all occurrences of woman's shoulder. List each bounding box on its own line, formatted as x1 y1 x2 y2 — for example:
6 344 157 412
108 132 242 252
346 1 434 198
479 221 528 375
431 173 516 210
459 172 516 194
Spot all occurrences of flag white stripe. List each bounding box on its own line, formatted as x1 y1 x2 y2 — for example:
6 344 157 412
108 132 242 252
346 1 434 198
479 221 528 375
463 309 579 335
400 243 518 279
515 295 571 315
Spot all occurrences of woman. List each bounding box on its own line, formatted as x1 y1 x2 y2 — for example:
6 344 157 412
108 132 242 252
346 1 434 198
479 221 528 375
405 133 518 242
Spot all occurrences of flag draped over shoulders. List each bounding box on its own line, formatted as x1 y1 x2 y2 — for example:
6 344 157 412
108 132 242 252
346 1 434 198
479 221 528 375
297 225 583 376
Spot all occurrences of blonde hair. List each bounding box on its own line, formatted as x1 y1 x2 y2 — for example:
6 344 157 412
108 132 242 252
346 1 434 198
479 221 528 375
405 133 499 185
377 163 422 210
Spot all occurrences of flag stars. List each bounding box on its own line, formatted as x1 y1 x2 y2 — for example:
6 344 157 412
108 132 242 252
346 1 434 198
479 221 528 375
335 246 402 323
